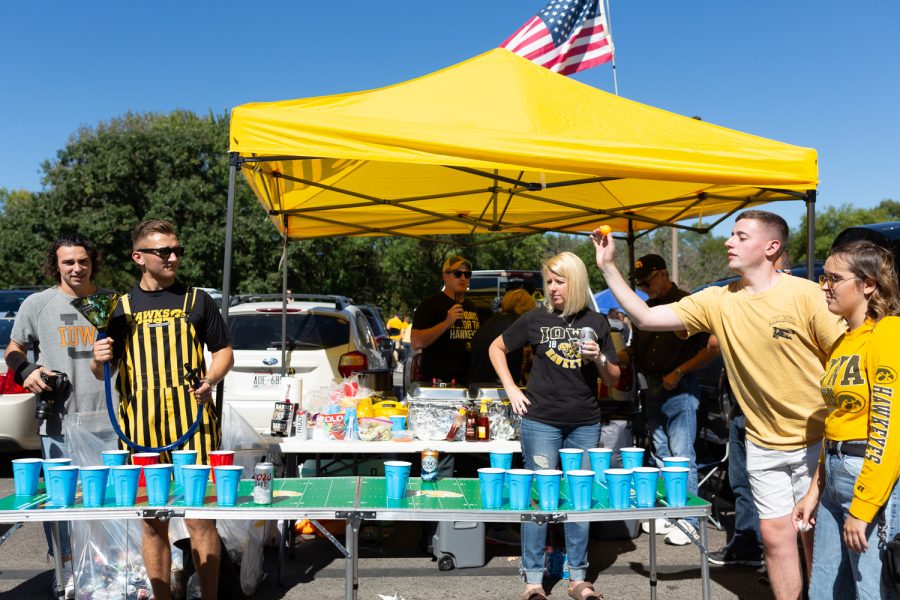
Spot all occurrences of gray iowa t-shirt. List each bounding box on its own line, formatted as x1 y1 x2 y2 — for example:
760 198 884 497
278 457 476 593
11 287 112 436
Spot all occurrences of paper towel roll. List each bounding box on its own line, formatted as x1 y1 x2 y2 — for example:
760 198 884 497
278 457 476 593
279 376 303 406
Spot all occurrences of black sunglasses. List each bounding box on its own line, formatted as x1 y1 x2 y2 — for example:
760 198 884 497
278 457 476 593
137 246 185 259
445 270 472 279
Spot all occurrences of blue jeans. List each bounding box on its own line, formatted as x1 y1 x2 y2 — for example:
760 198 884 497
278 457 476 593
808 452 900 599
41 434 72 559
519 418 600 584
728 415 761 543
644 377 699 528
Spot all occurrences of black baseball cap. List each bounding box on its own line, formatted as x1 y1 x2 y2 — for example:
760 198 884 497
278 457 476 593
633 254 667 284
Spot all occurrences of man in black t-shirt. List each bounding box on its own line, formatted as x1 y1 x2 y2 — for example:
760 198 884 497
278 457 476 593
411 255 480 385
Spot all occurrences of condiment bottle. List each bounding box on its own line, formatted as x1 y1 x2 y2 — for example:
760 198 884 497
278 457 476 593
465 402 478 441
477 401 490 441
445 407 467 441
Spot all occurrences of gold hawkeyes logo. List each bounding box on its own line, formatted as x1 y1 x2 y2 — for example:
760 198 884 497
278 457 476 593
875 366 898 384
836 392 865 414
557 341 580 360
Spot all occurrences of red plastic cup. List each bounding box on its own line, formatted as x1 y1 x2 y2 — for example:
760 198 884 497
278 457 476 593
132 452 160 487
208 450 234 482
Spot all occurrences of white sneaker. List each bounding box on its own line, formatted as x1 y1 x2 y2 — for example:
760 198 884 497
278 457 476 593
640 518 673 535
664 519 698 546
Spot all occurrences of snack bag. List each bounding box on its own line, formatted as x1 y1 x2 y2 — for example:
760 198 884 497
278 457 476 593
320 412 347 440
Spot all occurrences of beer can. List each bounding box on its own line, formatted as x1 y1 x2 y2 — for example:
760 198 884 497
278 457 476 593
579 326 598 350
252 462 274 504
421 449 439 482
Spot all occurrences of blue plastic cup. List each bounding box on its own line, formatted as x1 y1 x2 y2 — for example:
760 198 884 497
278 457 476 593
101 450 130 467
181 465 211 507
110 466 141 507
662 466 689 507
559 448 585 480
389 415 406 431
80 466 110 508
632 467 660 508
143 464 174 505
507 469 534 510
171 450 198 486
384 460 411 500
214 465 244 507
42 458 72 485
489 450 513 471
535 469 562 510
567 469 595 510
12 458 42 497
478 467 505 509
620 447 645 470
604 468 633 509
662 456 690 469
47 466 80 507
588 448 612 484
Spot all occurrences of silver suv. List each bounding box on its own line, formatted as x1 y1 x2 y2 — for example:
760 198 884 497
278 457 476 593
221 294 387 432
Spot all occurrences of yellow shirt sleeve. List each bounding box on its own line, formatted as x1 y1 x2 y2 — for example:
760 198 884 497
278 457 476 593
850 317 900 522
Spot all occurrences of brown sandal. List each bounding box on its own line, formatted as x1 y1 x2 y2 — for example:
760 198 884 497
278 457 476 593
567 581 604 600
522 589 549 600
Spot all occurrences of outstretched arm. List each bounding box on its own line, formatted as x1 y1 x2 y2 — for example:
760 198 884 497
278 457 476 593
591 230 686 332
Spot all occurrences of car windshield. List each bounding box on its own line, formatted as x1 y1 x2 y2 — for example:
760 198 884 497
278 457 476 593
228 313 350 351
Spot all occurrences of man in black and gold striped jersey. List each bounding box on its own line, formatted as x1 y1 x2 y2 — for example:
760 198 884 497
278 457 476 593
92 220 234 600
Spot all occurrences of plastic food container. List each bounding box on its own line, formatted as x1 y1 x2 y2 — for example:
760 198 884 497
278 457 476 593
358 417 393 442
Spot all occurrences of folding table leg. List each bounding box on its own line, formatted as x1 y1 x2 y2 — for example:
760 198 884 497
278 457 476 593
345 515 362 600
50 521 64 600
699 519 710 600
648 519 657 600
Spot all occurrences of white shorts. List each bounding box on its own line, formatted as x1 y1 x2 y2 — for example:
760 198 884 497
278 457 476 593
746 440 821 519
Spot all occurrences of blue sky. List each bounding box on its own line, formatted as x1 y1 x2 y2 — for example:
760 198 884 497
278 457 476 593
3 1 898 236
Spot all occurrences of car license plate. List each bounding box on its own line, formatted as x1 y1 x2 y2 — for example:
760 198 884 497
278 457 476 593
252 373 281 389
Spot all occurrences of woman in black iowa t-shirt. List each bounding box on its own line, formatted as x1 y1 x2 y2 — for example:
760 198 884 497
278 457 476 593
489 252 620 600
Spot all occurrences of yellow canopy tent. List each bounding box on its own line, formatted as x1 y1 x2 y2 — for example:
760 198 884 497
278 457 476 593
228 48 817 243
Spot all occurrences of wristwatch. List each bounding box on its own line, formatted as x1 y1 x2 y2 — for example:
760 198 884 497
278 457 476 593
597 353 608 367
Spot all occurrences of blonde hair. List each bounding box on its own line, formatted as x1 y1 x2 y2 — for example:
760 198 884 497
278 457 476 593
542 252 591 318
501 288 536 315
830 240 900 322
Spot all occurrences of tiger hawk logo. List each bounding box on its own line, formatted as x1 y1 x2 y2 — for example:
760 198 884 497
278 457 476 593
772 326 794 340
875 366 898 384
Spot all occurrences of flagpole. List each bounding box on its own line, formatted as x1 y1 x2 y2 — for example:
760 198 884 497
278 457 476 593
604 0 619 95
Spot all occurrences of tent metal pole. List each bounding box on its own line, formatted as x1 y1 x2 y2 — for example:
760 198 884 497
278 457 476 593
217 152 239 418
281 227 289 377
627 219 635 288
806 190 816 280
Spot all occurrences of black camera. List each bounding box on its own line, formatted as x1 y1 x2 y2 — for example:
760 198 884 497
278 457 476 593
34 370 71 422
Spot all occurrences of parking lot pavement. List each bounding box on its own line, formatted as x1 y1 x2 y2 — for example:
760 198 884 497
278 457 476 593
0 462 773 600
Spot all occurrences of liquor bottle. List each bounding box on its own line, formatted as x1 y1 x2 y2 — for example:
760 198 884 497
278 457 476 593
477 401 490 441
465 402 478 441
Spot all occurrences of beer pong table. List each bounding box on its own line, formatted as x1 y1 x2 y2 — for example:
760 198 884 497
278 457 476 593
0 476 710 600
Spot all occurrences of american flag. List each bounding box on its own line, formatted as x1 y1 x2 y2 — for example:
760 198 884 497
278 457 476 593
500 0 614 76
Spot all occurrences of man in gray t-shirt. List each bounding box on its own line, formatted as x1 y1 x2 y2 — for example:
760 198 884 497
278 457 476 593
4 234 111 598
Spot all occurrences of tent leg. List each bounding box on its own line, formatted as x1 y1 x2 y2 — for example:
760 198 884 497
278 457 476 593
217 153 239 418
281 229 289 377
627 219 636 288
806 190 816 281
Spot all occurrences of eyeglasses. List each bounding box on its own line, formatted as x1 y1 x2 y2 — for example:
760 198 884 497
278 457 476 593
636 270 661 288
818 273 856 289
136 246 185 259
445 270 472 279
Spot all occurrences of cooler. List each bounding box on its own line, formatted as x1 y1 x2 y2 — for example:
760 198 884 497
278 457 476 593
432 520 486 570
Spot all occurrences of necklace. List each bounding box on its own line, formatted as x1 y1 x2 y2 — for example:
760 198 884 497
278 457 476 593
558 312 577 328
